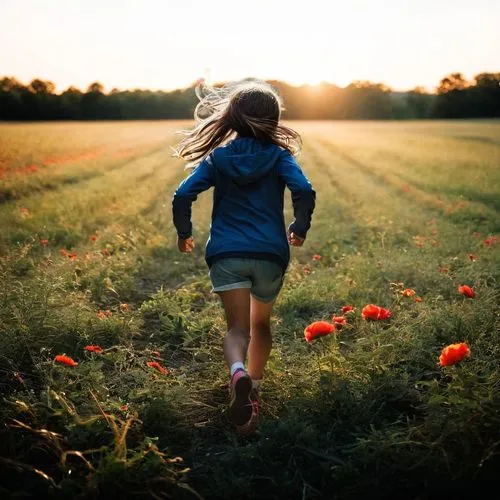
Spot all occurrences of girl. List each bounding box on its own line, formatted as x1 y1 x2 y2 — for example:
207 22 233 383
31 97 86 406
172 79 315 435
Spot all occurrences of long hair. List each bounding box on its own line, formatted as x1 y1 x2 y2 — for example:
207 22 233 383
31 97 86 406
174 79 301 168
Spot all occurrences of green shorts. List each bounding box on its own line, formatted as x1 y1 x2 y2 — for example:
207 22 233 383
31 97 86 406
209 258 284 303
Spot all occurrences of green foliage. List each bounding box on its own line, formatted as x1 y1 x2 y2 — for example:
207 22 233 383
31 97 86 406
1 72 499 121
0 121 499 498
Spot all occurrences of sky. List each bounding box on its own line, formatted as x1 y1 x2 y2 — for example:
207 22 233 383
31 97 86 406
0 0 499 93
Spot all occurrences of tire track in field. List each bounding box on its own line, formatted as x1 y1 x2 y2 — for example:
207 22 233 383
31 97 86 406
312 137 466 215
0 143 169 205
0 147 182 251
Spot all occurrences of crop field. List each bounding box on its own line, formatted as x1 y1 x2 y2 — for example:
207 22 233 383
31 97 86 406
0 120 499 499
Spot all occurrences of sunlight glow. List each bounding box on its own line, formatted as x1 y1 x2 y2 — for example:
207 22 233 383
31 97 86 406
0 0 498 92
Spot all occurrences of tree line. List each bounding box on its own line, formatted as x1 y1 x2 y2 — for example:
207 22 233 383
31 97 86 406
0 72 498 121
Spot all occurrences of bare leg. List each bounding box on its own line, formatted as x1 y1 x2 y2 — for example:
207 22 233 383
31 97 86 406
218 288 251 368
218 288 253 427
247 296 275 381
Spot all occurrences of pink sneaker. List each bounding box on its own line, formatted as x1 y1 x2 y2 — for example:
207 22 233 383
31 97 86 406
235 388 261 436
229 369 252 426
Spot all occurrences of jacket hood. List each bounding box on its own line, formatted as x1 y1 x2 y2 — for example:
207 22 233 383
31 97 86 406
212 137 282 186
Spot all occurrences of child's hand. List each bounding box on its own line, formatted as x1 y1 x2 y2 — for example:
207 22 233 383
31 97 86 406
178 236 195 253
288 231 305 247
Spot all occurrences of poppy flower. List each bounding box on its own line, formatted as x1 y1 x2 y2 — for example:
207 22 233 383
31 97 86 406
312 254 322 261
84 345 103 354
332 316 346 329
439 343 470 367
147 361 169 375
401 288 416 297
39 239 49 246
341 305 354 314
414 297 423 303
483 236 498 246
55 355 78 367
97 309 112 320
458 285 475 298
361 304 392 321
120 404 128 411
304 321 335 343
90 234 98 242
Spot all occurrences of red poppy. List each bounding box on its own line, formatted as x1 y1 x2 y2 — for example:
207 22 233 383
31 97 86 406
401 288 416 297
414 297 423 303
39 239 49 246
458 285 475 298
68 252 78 261
55 355 78 367
97 309 112 320
483 236 498 247
84 345 103 353
341 305 354 314
312 254 322 261
332 316 346 329
361 304 392 321
147 361 169 375
439 343 470 366
304 321 335 343
120 404 128 411
90 234 98 242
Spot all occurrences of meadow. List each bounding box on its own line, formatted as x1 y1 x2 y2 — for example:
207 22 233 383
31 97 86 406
0 120 499 499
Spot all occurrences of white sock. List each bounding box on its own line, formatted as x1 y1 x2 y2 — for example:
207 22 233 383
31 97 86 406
230 361 245 377
252 379 262 390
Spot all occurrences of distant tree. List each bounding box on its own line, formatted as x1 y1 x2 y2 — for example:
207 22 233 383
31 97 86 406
406 87 433 119
434 73 472 118
87 82 104 94
437 73 469 94
0 77 27 119
470 73 500 117
0 72 498 121
28 79 56 94
473 72 500 89
81 82 105 119
60 86 83 119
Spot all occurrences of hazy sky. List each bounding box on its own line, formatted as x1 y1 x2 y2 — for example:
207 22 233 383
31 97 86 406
1 0 498 92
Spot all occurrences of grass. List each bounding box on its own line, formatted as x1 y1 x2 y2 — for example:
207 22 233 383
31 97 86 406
0 120 499 499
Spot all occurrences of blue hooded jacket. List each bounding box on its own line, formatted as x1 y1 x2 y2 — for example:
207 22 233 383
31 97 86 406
172 137 316 270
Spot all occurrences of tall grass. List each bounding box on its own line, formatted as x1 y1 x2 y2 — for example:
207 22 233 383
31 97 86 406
1 120 499 499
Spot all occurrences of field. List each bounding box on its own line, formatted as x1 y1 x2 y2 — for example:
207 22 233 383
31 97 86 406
0 120 499 499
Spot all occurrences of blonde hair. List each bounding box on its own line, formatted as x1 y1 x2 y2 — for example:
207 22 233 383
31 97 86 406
174 79 301 167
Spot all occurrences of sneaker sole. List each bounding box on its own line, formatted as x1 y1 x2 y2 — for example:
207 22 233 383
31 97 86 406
229 374 252 426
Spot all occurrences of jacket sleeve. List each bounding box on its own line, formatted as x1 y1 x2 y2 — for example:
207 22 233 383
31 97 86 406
277 152 316 239
172 156 215 239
